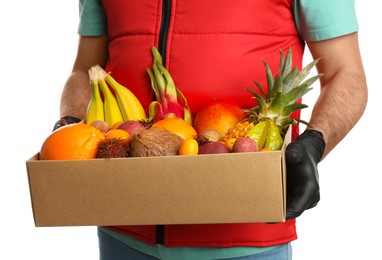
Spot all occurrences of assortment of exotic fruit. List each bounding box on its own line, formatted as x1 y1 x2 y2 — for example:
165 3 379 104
39 47 321 160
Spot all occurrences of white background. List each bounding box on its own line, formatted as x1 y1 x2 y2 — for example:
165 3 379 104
0 1 380 259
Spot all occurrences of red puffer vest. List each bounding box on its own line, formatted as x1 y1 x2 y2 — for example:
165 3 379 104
102 0 304 247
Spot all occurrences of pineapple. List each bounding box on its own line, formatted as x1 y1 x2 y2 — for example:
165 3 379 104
223 47 322 150
224 121 255 139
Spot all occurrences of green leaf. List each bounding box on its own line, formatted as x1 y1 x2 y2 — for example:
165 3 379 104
152 62 166 95
156 61 178 98
283 67 299 93
268 92 283 116
252 81 266 99
299 73 324 89
246 88 268 115
151 46 163 66
244 106 260 115
283 85 313 105
278 117 295 129
175 87 188 106
295 118 313 128
183 107 192 125
289 58 321 90
269 75 283 98
281 47 292 79
147 68 160 101
252 96 267 115
281 103 308 117
264 61 274 95
246 87 265 102
277 49 285 75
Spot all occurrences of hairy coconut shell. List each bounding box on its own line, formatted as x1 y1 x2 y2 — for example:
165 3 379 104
129 128 183 157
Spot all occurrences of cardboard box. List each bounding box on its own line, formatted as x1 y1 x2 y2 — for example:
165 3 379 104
26 129 290 227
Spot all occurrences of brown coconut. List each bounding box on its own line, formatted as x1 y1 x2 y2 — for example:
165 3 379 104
129 127 183 157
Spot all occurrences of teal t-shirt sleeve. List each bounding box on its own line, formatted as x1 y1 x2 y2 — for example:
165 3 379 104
293 0 359 41
78 0 107 36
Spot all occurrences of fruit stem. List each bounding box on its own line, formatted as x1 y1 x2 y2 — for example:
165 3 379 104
88 65 109 82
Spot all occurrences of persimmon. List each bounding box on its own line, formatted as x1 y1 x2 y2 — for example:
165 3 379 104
178 138 199 155
105 129 131 141
151 117 197 140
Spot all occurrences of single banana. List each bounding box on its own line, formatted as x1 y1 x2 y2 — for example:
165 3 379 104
98 78 123 127
106 75 147 121
86 80 105 125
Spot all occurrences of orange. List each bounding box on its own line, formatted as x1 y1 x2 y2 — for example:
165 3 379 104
178 138 199 155
105 129 131 141
225 137 237 152
193 101 245 137
39 123 105 160
151 117 197 140
110 121 122 130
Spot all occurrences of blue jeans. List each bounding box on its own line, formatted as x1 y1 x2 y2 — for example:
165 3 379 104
98 228 292 260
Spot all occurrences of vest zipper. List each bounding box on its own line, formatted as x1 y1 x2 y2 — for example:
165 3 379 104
158 0 172 63
156 0 171 245
156 225 165 244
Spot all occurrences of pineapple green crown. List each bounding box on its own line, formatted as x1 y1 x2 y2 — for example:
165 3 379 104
244 47 323 131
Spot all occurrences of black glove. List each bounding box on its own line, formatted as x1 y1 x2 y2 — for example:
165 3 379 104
53 116 81 131
285 130 326 220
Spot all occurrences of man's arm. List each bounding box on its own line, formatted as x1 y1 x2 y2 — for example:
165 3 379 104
285 32 368 219
59 35 109 119
306 32 368 158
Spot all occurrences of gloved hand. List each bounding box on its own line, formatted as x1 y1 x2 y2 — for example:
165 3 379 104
53 116 81 131
285 129 326 220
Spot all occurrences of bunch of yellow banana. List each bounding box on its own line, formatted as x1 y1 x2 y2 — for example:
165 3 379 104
86 65 147 126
